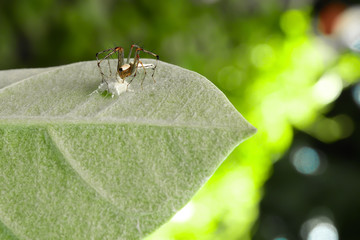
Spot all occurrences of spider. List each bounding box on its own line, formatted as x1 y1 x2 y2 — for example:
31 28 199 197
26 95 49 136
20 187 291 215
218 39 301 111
96 44 159 89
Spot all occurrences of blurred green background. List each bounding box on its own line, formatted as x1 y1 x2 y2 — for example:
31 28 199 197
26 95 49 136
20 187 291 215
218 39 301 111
1 0 360 239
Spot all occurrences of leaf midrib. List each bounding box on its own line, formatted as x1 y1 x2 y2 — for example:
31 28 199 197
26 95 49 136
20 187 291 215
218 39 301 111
0 116 250 133
0 217 21 240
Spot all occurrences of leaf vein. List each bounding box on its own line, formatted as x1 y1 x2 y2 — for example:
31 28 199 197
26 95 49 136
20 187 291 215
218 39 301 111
45 127 122 212
0 212 22 240
0 67 58 94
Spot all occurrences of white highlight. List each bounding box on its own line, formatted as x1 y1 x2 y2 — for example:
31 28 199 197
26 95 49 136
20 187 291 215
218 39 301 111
308 223 338 240
171 203 194 223
121 64 130 71
91 75 129 97
142 63 155 69
301 216 338 240
313 73 342 105
333 6 360 50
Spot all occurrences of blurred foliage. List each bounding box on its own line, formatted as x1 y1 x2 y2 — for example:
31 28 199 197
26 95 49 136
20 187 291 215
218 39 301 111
1 0 360 239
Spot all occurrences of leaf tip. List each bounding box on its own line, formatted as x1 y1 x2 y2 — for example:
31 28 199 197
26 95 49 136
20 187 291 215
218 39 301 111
247 124 257 138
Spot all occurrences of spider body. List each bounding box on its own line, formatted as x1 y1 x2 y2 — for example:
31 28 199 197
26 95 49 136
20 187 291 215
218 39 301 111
118 63 132 79
96 45 159 89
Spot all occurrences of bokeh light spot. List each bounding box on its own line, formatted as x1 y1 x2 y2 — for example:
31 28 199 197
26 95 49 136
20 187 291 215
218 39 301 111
308 223 338 240
351 39 360 51
313 73 342 105
312 117 342 143
352 83 360 106
251 44 275 69
310 114 354 142
217 66 244 91
280 10 308 36
274 237 288 240
336 53 360 83
333 114 354 139
171 202 194 223
292 147 321 175
302 217 338 240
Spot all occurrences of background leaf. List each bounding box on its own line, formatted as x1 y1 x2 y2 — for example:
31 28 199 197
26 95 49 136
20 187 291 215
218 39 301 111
0 60 256 239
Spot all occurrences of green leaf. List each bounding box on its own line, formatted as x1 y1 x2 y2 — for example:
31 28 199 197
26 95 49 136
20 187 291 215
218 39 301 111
0 60 256 239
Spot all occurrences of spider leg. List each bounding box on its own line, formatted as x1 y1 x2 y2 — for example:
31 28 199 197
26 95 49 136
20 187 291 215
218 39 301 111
96 48 118 85
127 49 141 89
138 48 159 81
127 44 141 64
127 65 139 87
96 48 112 84
138 60 147 90
115 47 125 75
130 45 159 83
142 63 157 83
126 45 159 89
130 47 142 75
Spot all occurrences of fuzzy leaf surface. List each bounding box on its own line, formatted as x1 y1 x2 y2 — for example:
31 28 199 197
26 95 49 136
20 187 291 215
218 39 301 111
0 60 256 239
